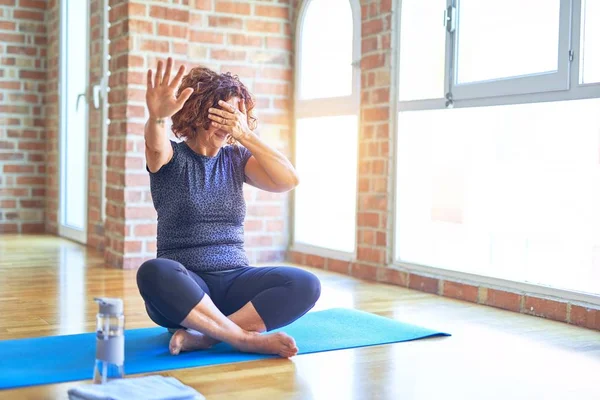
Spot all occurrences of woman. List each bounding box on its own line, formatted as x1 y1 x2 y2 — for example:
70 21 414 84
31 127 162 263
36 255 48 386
136 58 321 358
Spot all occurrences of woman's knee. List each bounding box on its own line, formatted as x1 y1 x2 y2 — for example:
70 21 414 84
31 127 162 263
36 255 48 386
291 269 321 307
136 258 185 294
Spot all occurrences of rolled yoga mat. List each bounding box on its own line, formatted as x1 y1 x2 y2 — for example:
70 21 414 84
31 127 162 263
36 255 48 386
0 308 450 389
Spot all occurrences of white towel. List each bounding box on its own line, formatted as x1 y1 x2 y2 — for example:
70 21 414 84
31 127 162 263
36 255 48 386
67 375 205 400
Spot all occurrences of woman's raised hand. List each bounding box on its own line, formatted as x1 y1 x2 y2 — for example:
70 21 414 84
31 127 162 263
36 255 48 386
146 57 193 119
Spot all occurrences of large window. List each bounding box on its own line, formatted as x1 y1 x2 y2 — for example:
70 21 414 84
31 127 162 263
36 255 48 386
396 0 600 296
293 0 361 254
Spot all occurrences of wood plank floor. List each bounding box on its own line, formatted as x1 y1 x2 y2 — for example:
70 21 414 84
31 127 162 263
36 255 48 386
0 234 599 400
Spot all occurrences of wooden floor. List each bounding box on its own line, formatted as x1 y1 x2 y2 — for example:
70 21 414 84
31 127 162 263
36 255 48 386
0 235 599 400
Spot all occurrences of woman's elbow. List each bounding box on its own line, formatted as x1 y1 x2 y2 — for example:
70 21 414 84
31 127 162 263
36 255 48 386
291 172 300 188
275 174 299 193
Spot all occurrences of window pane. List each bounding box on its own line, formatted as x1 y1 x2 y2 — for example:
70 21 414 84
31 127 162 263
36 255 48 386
300 0 353 99
456 0 560 84
399 0 446 101
64 0 87 230
396 98 600 296
294 116 358 252
581 0 600 84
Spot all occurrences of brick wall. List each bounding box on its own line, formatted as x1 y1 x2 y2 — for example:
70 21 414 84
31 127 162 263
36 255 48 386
0 0 47 234
105 0 294 268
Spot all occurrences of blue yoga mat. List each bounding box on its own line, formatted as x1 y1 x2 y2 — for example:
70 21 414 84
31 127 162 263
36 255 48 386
0 308 449 389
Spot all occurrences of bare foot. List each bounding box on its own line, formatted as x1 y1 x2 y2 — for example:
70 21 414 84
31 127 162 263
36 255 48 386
239 332 299 358
169 329 218 355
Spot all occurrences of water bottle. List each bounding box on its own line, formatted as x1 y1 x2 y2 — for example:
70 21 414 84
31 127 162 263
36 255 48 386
93 297 125 384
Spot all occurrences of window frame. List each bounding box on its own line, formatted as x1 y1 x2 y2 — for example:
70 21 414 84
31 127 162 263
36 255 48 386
291 0 362 257
397 0 600 113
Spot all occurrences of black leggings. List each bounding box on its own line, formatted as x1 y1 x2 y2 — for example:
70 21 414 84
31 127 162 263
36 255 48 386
136 258 321 331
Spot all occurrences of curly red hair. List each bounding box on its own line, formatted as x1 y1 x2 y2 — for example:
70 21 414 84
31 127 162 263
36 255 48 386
172 67 257 145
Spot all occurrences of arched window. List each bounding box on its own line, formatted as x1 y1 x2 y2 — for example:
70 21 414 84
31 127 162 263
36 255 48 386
293 0 361 255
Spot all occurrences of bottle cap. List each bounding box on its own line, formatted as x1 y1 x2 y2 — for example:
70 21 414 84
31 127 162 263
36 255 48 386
94 297 124 315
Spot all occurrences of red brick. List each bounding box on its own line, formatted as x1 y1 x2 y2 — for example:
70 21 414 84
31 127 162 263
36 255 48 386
210 49 246 61
125 173 149 186
265 37 291 50
352 263 378 281
358 178 369 192
372 88 389 103
0 188 28 197
258 67 292 81
570 306 600 331
357 212 379 228
357 246 384 264
228 33 262 47
247 204 283 217
486 289 522 312
363 107 389 122
377 268 409 287
16 176 44 185
443 281 479 302
0 21 16 30
362 37 378 53
13 9 44 21
208 16 244 29
146 240 157 253
150 6 189 22
0 200 16 208
133 223 157 237
524 297 568 322
128 19 154 35
123 256 151 270
272 99 289 110
244 219 263 231
124 240 142 253
3 164 34 173
190 30 225 44
246 235 273 247
0 224 18 233
247 20 280 33
361 54 386 70
360 229 376 245
362 18 383 36
221 64 257 78
172 42 188 55
156 23 188 38
266 220 284 233
382 33 391 50
305 254 325 269
327 259 350 274
22 223 44 233
255 5 288 18
215 1 251 15
194 0 212 10
34 35 46 45
125 206 156 220
0 81 21 90
19 0 45 9
409 274 439 294
19 142 46 151
288 251 306 266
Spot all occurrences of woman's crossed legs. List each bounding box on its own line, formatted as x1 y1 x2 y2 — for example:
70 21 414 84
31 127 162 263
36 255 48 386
136 258 321 357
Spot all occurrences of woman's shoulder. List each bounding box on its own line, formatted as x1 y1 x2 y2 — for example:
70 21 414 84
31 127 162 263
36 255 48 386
225 144 251 159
